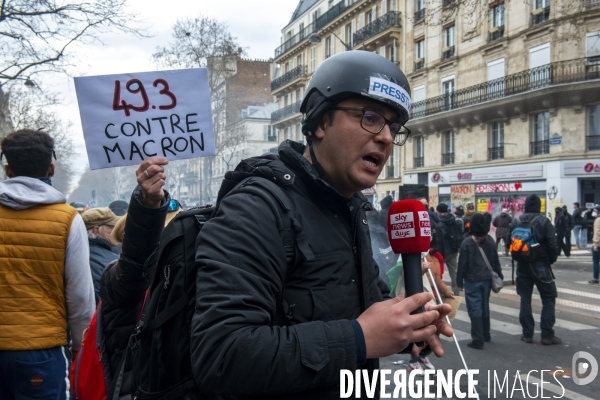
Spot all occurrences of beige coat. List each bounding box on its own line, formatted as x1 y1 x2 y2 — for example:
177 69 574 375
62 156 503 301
593 216 600 247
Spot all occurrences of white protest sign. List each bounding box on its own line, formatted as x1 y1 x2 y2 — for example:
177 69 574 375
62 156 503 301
74 68 215 169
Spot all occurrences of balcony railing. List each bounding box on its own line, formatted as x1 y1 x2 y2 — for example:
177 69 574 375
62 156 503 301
442 153 455 165
532 6 550 26
271 100 302 123
411 57 600 119
414 59 425 71
489 26 505 42
316 0 360 30
274 23 315 59
530 140 549 156
271 65 307 92
414 8 426 22
443 0 455 6
387 165 395 178
353 11 401 44
488 146 505 160
414 157 424 168
587 135 600 151
442 46 455 61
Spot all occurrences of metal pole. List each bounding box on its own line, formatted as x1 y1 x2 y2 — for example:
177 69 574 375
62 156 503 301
426 267 481 400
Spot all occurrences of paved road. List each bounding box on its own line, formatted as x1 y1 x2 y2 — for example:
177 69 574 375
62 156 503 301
378 254 600 399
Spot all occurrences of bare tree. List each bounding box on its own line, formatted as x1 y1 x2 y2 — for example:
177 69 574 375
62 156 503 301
152 15 246 204
218 124 250 172
0 0 149 87
1 82 76 194
69 164 138 206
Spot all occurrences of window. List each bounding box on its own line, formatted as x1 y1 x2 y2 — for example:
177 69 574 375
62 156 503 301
529 43 550 88
296 55 303 68
299 23 305 39
412 85 425 116
414 136 424 168
386 44 396 62
442 130 455 165
587 33 600 63
489 121 504 160
532 112 550 155
387 145 396 178
310 46 316 72
325 36 332 58
415 0 426 22
415 38 425 70
490 3 505 41
588 105 600 150
487 58 505 99
442 25 455 60
345 23 353 48
442 77 455 110
532 0 550 25
312 9 320 23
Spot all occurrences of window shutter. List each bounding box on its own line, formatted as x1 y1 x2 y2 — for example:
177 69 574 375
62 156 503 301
390 0 396 11
380 46 386 57
351 20 356 46
263 125 268 141
359 13 364 28
340 28 346 51
372 6 377 19
394 142 399 177
382 1 387 14
322 41 326 60
330 35 335 55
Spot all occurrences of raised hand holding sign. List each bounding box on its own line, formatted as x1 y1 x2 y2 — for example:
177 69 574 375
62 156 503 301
75 68 215 170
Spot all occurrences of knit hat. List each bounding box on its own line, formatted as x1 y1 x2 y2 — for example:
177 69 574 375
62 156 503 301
469 213 489 236
109 200 128 216
525 194 541 213
82 208 121 230
436 203 448 213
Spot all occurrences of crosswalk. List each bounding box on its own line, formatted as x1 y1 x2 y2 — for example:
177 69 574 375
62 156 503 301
441 280 599 342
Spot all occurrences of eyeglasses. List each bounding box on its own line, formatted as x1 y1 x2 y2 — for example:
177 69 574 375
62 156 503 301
331 107 411 146
168 199 182 212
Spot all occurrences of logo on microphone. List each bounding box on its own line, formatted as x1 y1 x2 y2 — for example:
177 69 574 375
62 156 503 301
389 212 415 239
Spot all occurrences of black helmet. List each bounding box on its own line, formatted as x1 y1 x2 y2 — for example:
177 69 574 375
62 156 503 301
300 51 411 137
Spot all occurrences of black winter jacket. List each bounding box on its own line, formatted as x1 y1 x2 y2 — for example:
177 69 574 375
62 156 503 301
89 237 118 303
508 213 559 265
99 186 169 398
439 213 460 256
492 212 512 242
191 141 390 399
456 235 503 287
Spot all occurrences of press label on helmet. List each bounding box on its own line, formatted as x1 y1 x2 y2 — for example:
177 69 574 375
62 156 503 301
368 77 411 112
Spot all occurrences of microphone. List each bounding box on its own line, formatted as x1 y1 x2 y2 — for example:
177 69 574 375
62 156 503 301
387 199 432 317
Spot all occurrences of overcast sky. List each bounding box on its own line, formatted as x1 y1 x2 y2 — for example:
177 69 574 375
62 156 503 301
54 0 298 176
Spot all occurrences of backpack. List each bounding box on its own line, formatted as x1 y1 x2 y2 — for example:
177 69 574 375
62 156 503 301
131 177 296 400
444 218 464 253
509 215 545 262
70 296 147 400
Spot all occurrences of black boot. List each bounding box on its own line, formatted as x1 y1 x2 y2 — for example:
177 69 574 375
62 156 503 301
483 316 491 342
468 317 484 349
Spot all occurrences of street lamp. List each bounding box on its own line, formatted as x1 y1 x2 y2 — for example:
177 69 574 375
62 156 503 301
308 32 352 51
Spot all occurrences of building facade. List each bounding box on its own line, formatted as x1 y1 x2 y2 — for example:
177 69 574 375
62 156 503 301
402 0 600 233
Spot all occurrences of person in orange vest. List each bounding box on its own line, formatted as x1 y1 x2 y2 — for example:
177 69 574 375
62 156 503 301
0 129 95 399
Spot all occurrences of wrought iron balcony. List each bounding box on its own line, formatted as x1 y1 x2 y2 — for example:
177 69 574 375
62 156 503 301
386 165 395 178
530 140 549 156
414 157 424 168
414 8 426 23
410 57 600 119
488 146 505 160
442 153 454 165
271 100 302 123
274 22 315 59
271 65 307 92
489 26 505 42
442 46 455 61
414 59 425 71
532 6 550 26
353 11 401 44
315 0 360 30
587 135 600 151
268 134 278 142
443 0 455 6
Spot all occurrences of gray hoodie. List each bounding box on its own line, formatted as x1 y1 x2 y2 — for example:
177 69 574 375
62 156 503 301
0 176 95 350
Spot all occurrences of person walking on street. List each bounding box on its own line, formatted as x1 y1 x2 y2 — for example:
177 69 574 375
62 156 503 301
0 129 95 400
562 205 574 252
190 51 452 399
554 207 571 257
493 208 512 256
590 204 600 285
82 207 121 303
437 203 462 295
509 194 561 345
572 202 584 250
457 213 503 349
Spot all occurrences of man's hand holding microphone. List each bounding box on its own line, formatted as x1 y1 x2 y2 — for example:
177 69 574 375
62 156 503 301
357 199 453 359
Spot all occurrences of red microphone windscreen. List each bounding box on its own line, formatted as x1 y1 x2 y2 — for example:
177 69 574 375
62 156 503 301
387 199 431 254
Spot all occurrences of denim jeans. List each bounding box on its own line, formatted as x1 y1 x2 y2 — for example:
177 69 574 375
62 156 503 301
0 346 70 400
464 279 492 345
593 248 599 281
516 261 557 339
